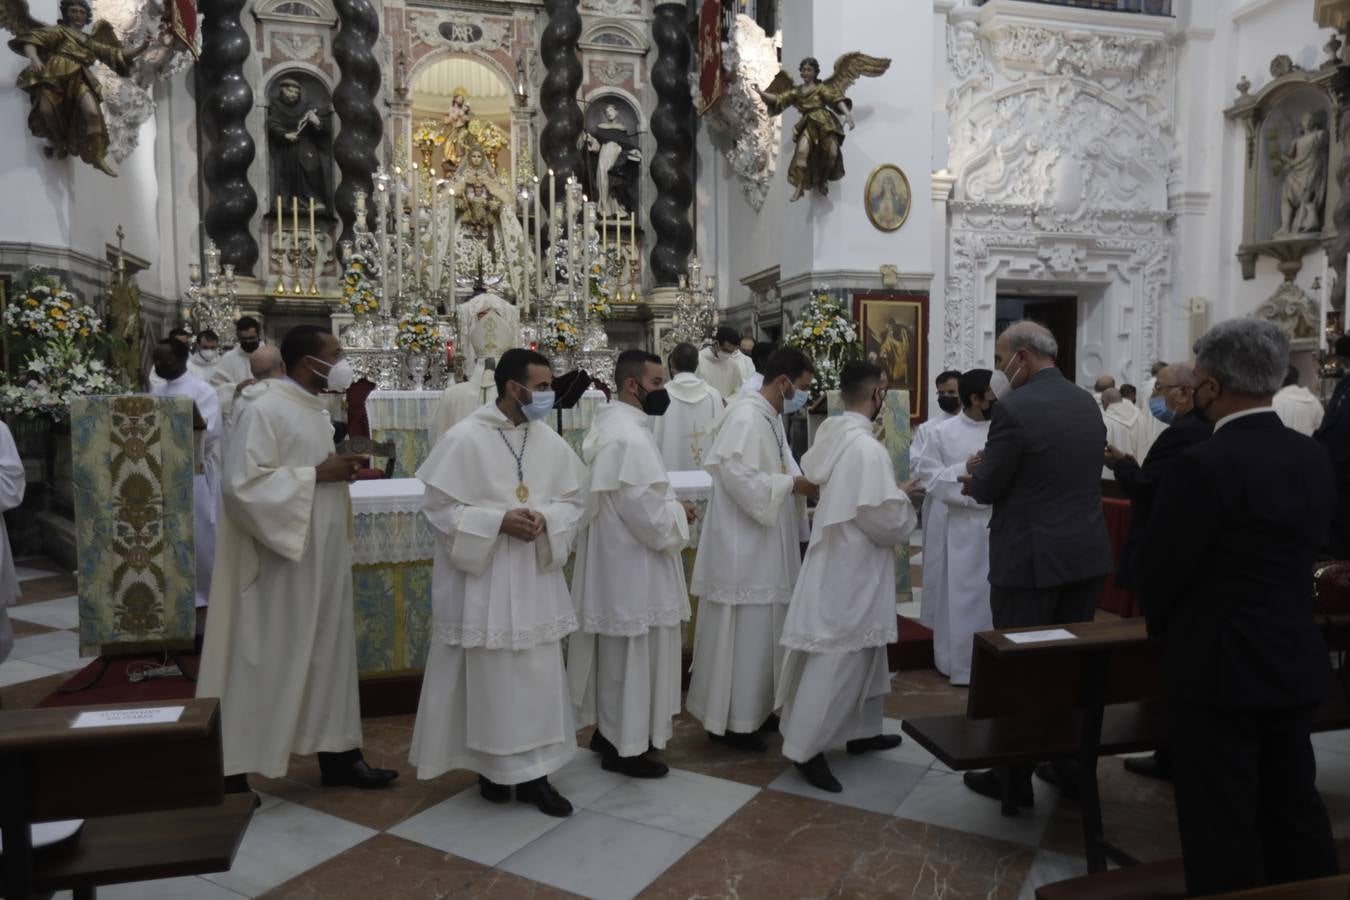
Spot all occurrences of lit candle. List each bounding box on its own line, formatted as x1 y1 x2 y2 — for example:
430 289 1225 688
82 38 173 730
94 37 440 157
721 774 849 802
548 168 556 242
447 188 456 305
533 176 543 304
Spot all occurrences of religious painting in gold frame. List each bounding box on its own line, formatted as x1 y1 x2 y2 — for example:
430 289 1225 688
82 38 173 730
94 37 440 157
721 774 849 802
854 292 927 422
864 164 911 232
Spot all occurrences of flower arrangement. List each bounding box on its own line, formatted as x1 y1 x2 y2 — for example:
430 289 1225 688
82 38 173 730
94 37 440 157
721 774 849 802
784 290 863 396
537 303 581 354
412 120 446 150
586 263 613 320
4 273 101 342
340 251 379 318
396 305 440 355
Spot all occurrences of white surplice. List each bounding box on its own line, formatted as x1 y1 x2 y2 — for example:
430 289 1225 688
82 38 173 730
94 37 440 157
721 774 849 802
910 409 955 631
569 401 690 756
777 412 916 762
696 347 754 398
0 422 25 664
652 372 724 471
737 372 765 397
1274 384 1326 436
926 413 992 685
197 379 362 778
688 392 803 734
1103 399 1148 478
409 403 587 784
151 372 222 608
211 344 256 388
430 364 497 443
188 351 221 384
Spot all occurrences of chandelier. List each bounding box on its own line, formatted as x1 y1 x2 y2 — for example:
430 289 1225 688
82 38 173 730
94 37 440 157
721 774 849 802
666 255 717 353
182 241 241 338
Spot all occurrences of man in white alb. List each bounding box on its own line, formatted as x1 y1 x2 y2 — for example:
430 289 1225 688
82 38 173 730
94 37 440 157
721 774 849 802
149 339 222 610
778 361 917 792
198 325 397 793
430 359 499 441
188 329 223 383
912 370 960 636
225 345 285 427
410 348 586 817
697 326 755 398
211 316 265 390
570 350 694 778
688 347 818 751
926 369 995 686
1102 388 1148 477
147 328 192 390
652 342 723 470
1274 366 1325 436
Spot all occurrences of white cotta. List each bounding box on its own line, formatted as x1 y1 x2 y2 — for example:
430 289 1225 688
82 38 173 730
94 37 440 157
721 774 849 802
430 366 499 444
151 372 222 608
651 372 724 471
781 412 917 653
696 346 755 397
210 344 256 388
0 422 25 664
1274 384 1326 436
197 379 362 778
188 351 220 384
415 403 585 650
926 413 993 685
1103 399 1149 478
737 372 765 397
909 409 955 631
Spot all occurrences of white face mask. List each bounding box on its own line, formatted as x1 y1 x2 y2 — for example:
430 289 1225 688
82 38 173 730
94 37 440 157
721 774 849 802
990 370 1012 400
196 349 219 363
308 355 354 392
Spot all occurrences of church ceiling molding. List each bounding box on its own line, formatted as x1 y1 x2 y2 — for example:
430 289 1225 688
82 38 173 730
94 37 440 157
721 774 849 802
408 9 512 55
579 20 649 55
252 0 338 27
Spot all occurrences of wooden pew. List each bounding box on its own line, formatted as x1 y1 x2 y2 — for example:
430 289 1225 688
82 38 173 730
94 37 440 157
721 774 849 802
0 698 254 899
901 618 1350 876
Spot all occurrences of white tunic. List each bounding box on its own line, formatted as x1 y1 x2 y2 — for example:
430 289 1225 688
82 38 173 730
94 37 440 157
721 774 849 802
926 413 992 685
652 372 724 471
151 372 222 608
409 403 586 783
737 372 765 397
688 392 803 734
211 345 256 388
910 410 955 631
430 366 498 444
696 347 754 398
197 379 362 778
569 401 690 756
0 423 25 664
1274 384 1325 436
1103 399 1148 477
188 351 221 384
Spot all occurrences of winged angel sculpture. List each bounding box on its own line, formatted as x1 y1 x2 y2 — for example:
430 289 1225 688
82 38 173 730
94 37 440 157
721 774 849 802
0 0 174 176
757 52 890 202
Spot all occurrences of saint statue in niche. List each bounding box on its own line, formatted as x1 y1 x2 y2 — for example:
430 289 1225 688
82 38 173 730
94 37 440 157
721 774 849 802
757 52 890 202
582 102 642 217
267 76 333 211
1272 112 1328 236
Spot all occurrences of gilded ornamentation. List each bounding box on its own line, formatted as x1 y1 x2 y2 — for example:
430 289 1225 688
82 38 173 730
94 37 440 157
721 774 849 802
705 14 781 212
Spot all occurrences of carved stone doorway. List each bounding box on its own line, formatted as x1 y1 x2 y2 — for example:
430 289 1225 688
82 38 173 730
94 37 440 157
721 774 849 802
996 292 1078 383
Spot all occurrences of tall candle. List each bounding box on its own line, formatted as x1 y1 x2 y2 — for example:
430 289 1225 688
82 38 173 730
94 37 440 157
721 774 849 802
533 176 543 304
308 198 315 245
276 195 283 229
376 190 388 314
582 200 596 321
292 196 299 239
429 182 440 297
447 189 456 305
548 169 556 242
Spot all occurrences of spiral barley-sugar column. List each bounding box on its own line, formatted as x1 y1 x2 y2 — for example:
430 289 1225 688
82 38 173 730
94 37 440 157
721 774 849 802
649 2 695 287
199 0 258 275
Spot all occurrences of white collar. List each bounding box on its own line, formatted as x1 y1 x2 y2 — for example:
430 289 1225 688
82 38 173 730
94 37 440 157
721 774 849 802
672 372 701 384
1212 406 1274 433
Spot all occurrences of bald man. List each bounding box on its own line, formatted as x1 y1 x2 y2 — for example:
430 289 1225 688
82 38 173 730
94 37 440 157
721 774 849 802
223 345 286 427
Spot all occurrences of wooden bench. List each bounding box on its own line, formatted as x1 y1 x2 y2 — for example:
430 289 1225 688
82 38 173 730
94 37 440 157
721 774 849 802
0 698 254 899
901 618 1350 876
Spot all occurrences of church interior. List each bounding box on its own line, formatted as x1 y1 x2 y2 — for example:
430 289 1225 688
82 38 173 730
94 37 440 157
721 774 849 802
7 0 1350 897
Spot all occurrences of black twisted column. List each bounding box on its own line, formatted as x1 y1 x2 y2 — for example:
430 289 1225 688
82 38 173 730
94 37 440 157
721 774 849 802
198 0 257 275
539 0 584 191
648 2 694 286
332 0 382 246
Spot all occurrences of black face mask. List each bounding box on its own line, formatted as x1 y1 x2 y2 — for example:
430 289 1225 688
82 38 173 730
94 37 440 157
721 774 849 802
239 339 260 354
154 365 181 382
937 395 961 415
639 386 671 417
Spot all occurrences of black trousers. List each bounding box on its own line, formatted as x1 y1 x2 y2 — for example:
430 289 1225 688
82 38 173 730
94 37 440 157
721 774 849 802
1169 701 1336 896
989 576 1105 630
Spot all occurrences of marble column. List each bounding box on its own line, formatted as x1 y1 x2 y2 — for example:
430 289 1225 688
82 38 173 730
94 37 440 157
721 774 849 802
540 0 584 190
199 0 258 275
649 1 695 287
332 0 382 246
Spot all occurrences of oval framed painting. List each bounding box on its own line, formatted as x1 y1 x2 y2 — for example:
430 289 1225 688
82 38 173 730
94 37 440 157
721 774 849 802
864 164 911 233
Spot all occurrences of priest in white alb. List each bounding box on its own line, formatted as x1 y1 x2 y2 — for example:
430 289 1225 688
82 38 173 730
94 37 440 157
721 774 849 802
1102 388 1148 478
688 347 818 752
911 370 961 637
149 338 222 610
211 316 266 390
198 325 398 793
188 329 223 382
696 326 755 398
652 342 723 470
430 293 519 440
926 369 995 686
0 419 24 665
1274 366 1325 436
570 350 693 778
409 348 586 818
778 361 917 792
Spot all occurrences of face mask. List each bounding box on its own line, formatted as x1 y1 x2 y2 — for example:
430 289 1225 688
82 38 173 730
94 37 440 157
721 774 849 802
239 339 260 354
196 349 219 363
936 394 961 415
781 382 810 415
154 366 180 382
640 387 671 417
1192 382 1216 424
1149 395 1175 424
1001 353 1024 392
517 384 556 422
984 398 997 418
990 370 1012 400
307 356 354 392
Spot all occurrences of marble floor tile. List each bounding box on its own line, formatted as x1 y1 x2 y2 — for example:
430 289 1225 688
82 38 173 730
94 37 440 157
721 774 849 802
884 670 968 720
8 594 78 629
588 766 759 839
9 617 60 637
1037 762 1179 864
9 629 77 661
23 644 100 673
14 574 79 604
0 657 64 688
15 564 64 583
202 798 376 897
388 786 572 867
896 600 922 619
894 767 1060 847
769 752 928 815
658 713 794 788
55 876 246 899
866 717 940 770
261 833 494 899
499 810 699 900
1016 849 1087 900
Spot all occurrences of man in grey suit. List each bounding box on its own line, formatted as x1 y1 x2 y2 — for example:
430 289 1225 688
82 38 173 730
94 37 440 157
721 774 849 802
957 321 1113 813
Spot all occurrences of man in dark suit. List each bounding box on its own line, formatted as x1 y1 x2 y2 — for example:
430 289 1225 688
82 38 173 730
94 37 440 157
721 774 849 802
958 321 1113 811
1140 318 1337 896
1105 361 1213 782
1314 334 1350 558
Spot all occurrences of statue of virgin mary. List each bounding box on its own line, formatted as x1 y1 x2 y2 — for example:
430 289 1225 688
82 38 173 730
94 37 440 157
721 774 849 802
444 141 529 300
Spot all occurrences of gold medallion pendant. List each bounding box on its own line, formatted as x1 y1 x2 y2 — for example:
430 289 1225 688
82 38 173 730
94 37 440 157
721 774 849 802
516 483 530 503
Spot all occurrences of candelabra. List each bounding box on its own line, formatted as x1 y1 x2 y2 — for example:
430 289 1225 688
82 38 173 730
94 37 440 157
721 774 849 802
183 240 242 337
268 197 322 296
665 255 717 353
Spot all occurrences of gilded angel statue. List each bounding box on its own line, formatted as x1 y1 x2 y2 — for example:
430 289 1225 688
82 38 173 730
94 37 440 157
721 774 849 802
757 52 891 202
2 0 151 176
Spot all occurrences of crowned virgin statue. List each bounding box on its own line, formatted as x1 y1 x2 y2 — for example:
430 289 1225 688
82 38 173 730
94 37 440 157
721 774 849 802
445 142 528 299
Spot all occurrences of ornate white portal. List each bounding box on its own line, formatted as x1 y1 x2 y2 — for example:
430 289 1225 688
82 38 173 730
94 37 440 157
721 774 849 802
942 3 1178 382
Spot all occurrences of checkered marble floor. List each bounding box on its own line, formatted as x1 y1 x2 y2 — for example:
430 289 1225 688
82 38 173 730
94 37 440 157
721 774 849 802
9 557 1350 899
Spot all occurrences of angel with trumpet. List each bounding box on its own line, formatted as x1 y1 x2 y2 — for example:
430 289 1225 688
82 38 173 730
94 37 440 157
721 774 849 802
757 52 890 202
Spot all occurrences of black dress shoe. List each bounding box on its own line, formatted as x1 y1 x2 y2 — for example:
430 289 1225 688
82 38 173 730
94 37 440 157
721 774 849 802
478 775 511 804
796 753 843 793
1123 752 1172 781
588 729 617 755
708 730 767 753
846 734 902 755
1034 762 1079 800
320 758 400 789
516 777 573 817
759 713 781 734
963 769 1033 816
603 751 669 778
